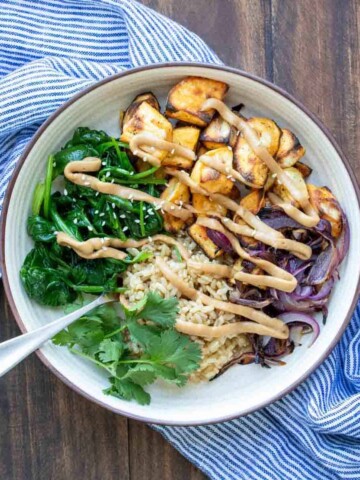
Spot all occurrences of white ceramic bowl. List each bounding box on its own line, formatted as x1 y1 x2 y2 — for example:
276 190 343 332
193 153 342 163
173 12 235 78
1 64 360 425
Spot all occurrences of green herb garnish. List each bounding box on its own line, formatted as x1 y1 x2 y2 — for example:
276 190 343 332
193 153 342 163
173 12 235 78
53 293 201 405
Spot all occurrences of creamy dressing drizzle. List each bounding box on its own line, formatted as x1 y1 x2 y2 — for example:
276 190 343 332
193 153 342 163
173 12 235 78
129 131 196 167
57 232 190 261
64 158 192 221
156 258 289 339
195 217 297 293
200 98 320 227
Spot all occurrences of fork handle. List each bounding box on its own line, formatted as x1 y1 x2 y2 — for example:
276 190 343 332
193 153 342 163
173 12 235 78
0 295 108 377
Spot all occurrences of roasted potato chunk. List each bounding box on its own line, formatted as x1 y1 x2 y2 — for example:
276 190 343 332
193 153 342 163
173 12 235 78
120 101 172 161
192 194 227 216
240 190 265 214
191 148 234 195
122 92 160 128
235 190 265 248
272 166 308 207
160 178 191 233
296 162 312 179
308 185 343 237
162 126 200 169
276 128 305 168
166 76 228 127
200 115 237 149
234 118 281 188
188 222 223 259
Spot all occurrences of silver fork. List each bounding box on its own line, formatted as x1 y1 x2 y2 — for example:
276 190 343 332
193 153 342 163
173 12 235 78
0 295 114 377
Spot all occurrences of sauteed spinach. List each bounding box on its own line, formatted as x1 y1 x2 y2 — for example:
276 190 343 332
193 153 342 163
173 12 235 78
20 127 165 306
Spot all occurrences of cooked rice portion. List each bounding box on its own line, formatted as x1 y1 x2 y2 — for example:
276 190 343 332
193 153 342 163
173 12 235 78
123 234 252 381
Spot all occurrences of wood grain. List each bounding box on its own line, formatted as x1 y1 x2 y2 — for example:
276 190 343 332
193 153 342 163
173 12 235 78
1 1 359 479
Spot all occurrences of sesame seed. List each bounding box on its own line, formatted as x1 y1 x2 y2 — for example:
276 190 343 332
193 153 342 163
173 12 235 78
227 146 232 150
251 230 257 237
95 210 99 214
278 180 282 185
113 213 116 218
170 206 175 210
133 150 139 156
84 181 90 186
102 161 106 166
81 175 86 180
120 214 126 219
53 162 57 167
102 246 107 251
227 175 232 179
102 221 105 226
272 173 277 178
225 167 231 173
95 192 100 196
143 156 148 162
88 226 93 231
64 189 68 196
111 179 114 183
73 218 78 224
236 130 240 136
148 236 152 242
134 219 140 223
161 209 165 214
223 218 229 223
99 212 105 217
106 171 111 178
150 146 155 151
112 203 115 208
179 201 183 207
145 215 149 219
170 148 175 155
123 226 129 232
54 231 59 235
130 171 134 175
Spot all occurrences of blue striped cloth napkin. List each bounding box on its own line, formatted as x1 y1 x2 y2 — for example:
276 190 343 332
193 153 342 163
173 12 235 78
0 1 359 479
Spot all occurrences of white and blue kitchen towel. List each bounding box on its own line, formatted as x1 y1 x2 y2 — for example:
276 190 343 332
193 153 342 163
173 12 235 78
0 1 359 479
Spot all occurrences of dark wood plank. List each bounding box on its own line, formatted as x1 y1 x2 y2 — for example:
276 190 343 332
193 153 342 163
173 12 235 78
271 0 360 180
140 0 272 78
0 285 130 480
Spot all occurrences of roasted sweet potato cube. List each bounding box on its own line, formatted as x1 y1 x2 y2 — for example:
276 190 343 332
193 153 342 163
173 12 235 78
122 92 160 128
240 190 265 214
120 101 172 161
188 222 223 259
160 178 191 233
233 118 281 188
272 167 308 207
200 115 237 149
166 76 229 127
192 194 227 216
296 162 312 178
191 148 234 195
308 184 343 237
234 190 265 248
276 128 305 168
162 126 200 169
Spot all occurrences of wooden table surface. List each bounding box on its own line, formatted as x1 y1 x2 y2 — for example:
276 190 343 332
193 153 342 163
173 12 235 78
1 1 359 479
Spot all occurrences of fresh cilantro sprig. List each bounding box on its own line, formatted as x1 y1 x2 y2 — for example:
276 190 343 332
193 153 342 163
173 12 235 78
52 292 201 405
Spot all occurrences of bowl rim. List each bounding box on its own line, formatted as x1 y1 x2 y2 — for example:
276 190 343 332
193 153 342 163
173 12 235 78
1 62 359 426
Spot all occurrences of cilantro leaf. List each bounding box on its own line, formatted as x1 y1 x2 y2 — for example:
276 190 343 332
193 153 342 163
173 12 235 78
122 364 157 386
98 339 124 363
104 378 151 405
146 330 202 375
135 292 179 327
